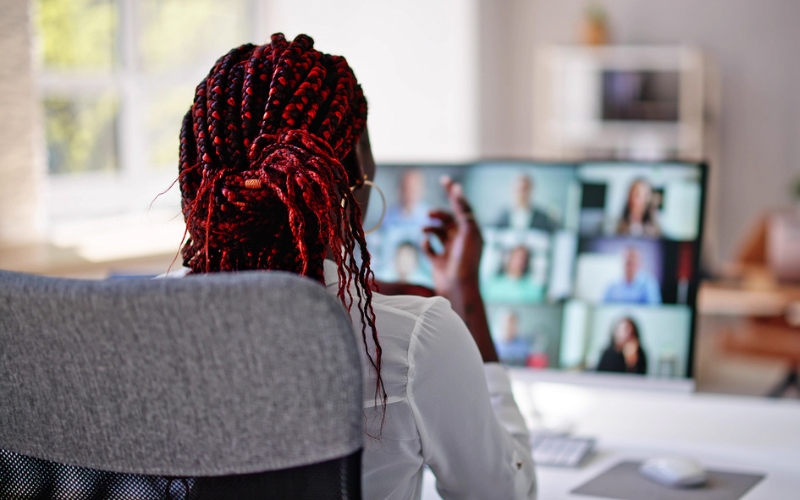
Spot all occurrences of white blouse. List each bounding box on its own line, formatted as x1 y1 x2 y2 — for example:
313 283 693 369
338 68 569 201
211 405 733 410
161 263 537 499
321 261 537 500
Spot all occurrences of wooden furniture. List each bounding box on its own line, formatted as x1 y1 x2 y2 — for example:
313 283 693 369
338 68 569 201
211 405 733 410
696 208 800 397
716 315 800 397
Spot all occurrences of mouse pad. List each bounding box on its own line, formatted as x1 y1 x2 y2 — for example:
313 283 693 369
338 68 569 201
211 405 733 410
571 461 765 500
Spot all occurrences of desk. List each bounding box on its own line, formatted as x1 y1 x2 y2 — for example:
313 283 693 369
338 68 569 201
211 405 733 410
421 379 800 499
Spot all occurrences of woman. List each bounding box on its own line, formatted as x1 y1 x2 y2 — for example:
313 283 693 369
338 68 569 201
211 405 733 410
616 178 661 237
596 316 648 374
175 34 536 499
483 245 546 304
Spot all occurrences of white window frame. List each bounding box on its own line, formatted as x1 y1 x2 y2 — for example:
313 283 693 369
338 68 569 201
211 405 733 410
37 0 264 224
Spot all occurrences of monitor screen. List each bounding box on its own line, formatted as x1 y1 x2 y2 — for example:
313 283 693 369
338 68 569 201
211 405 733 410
601 70 680 122
364 161 705 381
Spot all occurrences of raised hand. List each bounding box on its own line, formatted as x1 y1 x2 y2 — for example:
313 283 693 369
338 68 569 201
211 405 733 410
421 176 497 363
422 176 483 296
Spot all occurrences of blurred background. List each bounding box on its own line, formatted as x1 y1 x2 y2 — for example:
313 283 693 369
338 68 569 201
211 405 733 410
1 0 799 397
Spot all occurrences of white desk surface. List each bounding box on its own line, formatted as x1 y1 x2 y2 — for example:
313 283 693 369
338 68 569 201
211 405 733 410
422 378 800 499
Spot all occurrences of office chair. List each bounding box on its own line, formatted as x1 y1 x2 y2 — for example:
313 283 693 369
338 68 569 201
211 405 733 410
0 270 363 499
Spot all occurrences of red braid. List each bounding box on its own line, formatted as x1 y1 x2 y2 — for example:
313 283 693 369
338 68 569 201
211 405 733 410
178 33 386 417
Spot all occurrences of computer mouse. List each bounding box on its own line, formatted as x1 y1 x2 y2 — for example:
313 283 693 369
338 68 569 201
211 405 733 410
639 456 708 488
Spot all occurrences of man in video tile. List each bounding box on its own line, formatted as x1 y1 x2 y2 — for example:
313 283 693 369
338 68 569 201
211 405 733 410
603 247 662 305
384 169 430 229
496 174 559 232
494 311 531 366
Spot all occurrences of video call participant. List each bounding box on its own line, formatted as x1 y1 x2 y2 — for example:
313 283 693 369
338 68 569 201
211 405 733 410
383 168 429 229
603 247 662 305
496 174 559 232
484 245 546 304
376 169 430 279
616 178 661 237
597 317 648 374
391 240 429 285
174 34 535 499
494 311 531 366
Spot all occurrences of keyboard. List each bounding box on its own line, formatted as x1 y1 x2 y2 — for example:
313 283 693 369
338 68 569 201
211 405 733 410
530 435 595 468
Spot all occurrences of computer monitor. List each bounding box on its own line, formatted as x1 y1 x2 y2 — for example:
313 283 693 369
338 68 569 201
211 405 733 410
364 160 706 392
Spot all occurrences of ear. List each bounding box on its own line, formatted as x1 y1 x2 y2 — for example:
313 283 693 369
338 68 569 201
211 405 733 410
355 126 375 184
350 127 375 218
342 147 363 189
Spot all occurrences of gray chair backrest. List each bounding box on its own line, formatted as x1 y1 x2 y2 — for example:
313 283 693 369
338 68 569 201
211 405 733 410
0 270 363 477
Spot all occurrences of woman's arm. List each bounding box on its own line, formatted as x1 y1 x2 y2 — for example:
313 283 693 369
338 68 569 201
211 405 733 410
372 281 436 297
421 177 498 363
409 178 534 498
409 299 536 499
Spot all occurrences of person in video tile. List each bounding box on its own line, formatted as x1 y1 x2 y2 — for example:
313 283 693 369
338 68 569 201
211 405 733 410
597 316 648 374
383 169 429 229
392 240 428 284
616 178 661 237
603 247 662 305
495 311 530 366
483 245 546 304
496 174 559 232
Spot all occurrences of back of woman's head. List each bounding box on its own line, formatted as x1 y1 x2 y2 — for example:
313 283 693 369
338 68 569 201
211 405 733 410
178 33 385 410
179 33 366 278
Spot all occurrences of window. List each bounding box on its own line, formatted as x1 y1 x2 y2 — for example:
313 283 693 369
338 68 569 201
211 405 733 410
34 0 256 260
33 0 480 262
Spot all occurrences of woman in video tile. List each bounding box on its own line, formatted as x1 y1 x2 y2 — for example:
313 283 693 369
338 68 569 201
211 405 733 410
616 178 661 237
597 316 648 374
483 244 546 304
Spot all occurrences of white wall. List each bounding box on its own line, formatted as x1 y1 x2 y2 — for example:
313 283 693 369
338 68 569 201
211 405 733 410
477 0 539 160
260 0 480 163
0 0 44 246
479 0 800 264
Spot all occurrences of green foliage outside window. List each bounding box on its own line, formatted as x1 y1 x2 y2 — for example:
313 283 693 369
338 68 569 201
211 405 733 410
44 94 118 174
35 0 118 71
140 0 249 168
35 0 250 174
140 0 248 73
148 85 194 169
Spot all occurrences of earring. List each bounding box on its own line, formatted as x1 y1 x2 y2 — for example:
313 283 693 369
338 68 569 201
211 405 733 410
352 175 386 235
345 175 386 234
362 178 386 234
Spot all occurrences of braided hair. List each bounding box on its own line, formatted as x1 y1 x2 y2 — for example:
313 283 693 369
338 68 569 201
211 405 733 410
178 33 385 412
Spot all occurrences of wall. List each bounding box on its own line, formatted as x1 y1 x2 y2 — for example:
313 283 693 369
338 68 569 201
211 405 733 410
0 0 44 247
479 0 800 265
260 0 480 163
